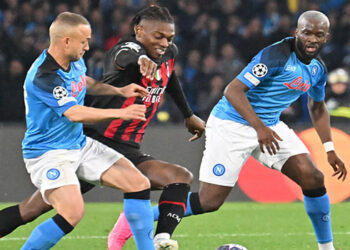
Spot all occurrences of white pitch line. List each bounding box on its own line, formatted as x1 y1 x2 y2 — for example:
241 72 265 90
1 232 350 241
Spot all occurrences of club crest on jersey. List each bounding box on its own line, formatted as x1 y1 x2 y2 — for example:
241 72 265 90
213 164 225 176
53 86 68 99
121 42 141 53
252 63 268 77
155 69 162 81
311 65 318 76
46 168 60 180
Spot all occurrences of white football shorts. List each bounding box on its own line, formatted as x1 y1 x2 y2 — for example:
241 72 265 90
24 137 123 204
199 115 309 187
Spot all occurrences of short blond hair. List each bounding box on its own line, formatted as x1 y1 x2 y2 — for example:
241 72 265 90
49 12 90 42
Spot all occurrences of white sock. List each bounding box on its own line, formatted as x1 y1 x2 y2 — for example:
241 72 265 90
318 242 335 250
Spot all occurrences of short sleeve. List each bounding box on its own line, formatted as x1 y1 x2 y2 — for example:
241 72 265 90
114 41 147 69
33 72 77 116
308 72 327 102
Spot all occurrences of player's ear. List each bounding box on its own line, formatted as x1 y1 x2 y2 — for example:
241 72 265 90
63 37 70 47
134 25 143 37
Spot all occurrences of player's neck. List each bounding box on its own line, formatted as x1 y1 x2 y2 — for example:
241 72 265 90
47 47 70 70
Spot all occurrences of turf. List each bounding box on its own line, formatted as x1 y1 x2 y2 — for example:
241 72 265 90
0 202 349 250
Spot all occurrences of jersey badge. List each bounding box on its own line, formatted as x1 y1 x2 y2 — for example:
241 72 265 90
213 164 226 176
155 69 162 81
53 86 68 99
121 42 141 53
311 65 318 76
252 63 268 77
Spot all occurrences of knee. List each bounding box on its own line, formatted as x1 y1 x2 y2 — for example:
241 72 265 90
169 165 194 184
59 203 85 226
129 175 151 193
300 168 324 189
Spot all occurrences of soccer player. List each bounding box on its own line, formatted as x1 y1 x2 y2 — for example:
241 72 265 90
0 6 205 250
113 10 347 250
19 12 155 250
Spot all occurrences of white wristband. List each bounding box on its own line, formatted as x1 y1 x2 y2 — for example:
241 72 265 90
323 141 335 152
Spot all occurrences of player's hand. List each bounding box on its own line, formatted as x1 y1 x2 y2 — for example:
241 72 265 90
119 83 149 98
119 104 146 121
138 55 158 80
184 114 206 142
327 151 347 181
256 126 283 155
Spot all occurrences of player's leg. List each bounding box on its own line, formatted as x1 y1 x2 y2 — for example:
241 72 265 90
22 185 83 250
256 122 334 250
137 160 192 248
282 154 334 250
0 180 94 237
100 158 154 250
79 137 154 250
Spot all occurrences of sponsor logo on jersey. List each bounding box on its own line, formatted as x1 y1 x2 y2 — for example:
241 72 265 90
252 63 268 77
46 168 60 180
244 72 260 86
71 75 86 97
311 65 318 76
121 42 141 53
213 164 225 176
53 86 68 99
142 86 166 104
284 77 310 92
285 65 296 72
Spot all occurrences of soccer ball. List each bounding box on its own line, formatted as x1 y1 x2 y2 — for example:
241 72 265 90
216 243 248 250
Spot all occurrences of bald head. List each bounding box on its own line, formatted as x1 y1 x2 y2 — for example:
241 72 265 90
49 12 90 44
297 10 330 30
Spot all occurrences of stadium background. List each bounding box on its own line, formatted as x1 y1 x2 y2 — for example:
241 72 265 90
1 0 350 204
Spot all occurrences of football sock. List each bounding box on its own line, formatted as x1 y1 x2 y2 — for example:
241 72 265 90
152 191 202 220
124 189 154 250
303 187 333 244
21 214 73 250
155 183 190 236
0 204 25 237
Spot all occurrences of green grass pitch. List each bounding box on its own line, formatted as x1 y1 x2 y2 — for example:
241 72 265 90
0 202 349 250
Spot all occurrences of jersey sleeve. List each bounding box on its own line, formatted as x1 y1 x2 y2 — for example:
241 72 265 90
32 72 77 116
236 42 290 89
114 41 147 69
308 71 327 102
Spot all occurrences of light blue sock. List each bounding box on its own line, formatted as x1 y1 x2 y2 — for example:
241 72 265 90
21 218 65 250
304 193 333 243
152 192 193 221
124 199 155 250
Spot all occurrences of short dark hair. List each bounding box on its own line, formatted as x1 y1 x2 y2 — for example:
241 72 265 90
130 5 174 32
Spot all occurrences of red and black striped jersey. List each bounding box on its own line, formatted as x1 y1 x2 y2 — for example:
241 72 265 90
85 36 182 147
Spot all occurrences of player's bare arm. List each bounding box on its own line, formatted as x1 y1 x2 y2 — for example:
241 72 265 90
63 104 146 123
307 97 347 181
224 78 282 155
85 76 148 98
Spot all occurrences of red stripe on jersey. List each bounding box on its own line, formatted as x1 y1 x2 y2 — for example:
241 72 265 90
103 97 136 139
158 201 186 211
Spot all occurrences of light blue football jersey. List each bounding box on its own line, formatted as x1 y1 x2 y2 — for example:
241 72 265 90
22 50 87 158
212 37 327 126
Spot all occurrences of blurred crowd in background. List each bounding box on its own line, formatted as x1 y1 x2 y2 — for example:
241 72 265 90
1 0 350 125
